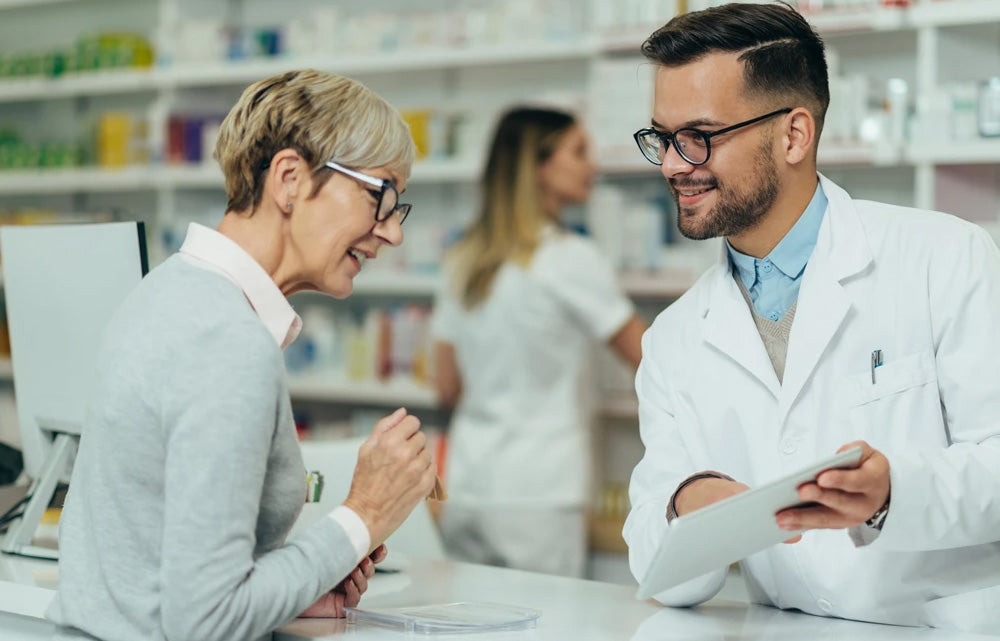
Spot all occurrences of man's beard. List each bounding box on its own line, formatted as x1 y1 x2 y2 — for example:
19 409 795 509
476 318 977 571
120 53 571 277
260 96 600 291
672 144 779 241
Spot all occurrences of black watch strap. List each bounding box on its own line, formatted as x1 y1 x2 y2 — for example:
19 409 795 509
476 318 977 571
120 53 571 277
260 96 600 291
865 495 891 531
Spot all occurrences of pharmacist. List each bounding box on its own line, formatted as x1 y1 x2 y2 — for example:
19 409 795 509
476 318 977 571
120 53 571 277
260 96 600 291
432 107 647 578
624 3 1000 633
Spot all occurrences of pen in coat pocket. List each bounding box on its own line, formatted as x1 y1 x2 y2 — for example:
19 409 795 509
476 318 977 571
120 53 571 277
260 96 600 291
870 349 883 384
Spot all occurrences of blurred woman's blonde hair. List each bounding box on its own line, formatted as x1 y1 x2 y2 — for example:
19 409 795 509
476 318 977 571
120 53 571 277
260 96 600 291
214 69 416 213
450 107 576 309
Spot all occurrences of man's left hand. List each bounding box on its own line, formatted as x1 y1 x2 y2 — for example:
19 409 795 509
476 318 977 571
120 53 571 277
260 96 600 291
776 441 890 533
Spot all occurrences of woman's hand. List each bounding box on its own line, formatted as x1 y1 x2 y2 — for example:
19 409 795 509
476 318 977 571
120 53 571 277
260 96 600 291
344 409 438 551
298 545 388 618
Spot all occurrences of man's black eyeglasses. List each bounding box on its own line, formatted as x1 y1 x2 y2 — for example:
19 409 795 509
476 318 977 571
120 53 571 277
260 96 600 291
633 108 792 166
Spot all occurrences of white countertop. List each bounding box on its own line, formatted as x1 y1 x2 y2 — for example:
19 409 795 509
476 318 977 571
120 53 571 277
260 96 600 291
1 554 997 641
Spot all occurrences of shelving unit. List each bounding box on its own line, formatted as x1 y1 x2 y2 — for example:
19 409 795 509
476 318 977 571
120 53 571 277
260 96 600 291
0 68 159 103
908 0 1000 27
0 0 73 8
0 159 483 195
166 40 600 87
0 1 996 208
0 355 642 419
2 0 999 576
287 376 439 410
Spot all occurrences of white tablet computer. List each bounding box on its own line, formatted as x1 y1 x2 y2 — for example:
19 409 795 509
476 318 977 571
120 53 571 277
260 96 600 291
636 446 863 600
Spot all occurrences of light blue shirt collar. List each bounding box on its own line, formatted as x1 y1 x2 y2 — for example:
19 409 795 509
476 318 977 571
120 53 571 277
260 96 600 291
728 182 828 290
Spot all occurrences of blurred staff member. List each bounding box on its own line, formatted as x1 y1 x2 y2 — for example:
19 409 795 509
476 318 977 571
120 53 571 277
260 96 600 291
49 70 438 641
431 107 647 577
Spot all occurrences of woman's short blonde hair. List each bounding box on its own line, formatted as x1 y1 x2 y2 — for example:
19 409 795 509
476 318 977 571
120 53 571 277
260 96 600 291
214 69 416 213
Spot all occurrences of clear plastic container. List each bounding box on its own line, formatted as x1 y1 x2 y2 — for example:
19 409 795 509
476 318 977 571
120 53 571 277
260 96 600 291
345 601 541 634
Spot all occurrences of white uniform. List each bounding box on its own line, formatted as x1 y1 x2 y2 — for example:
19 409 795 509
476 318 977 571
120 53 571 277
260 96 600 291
432 226 634 576
625 175 1000 633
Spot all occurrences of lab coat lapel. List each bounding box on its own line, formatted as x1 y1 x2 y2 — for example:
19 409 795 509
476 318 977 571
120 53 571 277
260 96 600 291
702 266 782 399
778 176 873 419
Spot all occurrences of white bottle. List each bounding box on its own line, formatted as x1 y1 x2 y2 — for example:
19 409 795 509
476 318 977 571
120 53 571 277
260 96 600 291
978 77 1000 137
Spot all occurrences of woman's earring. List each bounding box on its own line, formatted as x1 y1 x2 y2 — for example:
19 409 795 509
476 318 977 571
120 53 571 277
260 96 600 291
286 201 293 213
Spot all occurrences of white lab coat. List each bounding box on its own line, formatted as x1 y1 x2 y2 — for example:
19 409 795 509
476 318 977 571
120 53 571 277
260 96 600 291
431 227 634 507
624 175 1000 633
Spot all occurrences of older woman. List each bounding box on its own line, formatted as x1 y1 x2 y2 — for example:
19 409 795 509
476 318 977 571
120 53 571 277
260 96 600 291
48 70 437 641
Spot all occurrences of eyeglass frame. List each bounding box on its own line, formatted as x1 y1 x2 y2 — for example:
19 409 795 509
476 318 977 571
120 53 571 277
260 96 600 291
633 107 793 167
325 160 412 225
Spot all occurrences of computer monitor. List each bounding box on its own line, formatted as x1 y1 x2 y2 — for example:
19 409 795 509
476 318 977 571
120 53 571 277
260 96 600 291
0 222 147 559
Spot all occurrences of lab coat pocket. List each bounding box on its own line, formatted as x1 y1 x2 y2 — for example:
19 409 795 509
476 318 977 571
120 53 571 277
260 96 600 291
843 350 944 441
924 584 1000 634
845 350 936 407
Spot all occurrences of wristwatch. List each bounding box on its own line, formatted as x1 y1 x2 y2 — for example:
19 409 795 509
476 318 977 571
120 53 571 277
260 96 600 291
865 496 890 531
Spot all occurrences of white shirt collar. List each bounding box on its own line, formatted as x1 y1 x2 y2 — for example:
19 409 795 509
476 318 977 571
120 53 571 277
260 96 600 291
179 223 302 349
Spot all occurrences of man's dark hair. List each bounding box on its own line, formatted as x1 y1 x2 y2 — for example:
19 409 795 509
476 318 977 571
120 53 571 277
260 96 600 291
642 2 830 134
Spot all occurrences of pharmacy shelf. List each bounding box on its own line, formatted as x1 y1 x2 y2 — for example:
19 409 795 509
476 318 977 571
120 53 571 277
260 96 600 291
0 68 158 103
803 5 908 34
165 40 599 88
599 391 639 420
350 268 698 299
599 24 661 54
410 159 480 183
351 271 437 297
161 164 223 189
0 40 597 104
0 166 162 194
598 152 655 176
0 4 996 106
598 4 924 53
619 269 696 299
13 137 994 197
906 140 1000 165
0 0 74 8
908 0 1000 28
818 142 903 167
287 376 438 409
0 354 642 417
287 375 641 418
806 0 1000 32
0 159 483 195
163 159 480 189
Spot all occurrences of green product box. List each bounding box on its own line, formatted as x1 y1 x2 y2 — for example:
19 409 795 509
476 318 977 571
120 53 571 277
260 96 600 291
24 143 42 168
8 144 29 170
41 51 66 78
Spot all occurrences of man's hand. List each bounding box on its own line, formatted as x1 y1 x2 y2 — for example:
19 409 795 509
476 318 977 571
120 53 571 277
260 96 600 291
674 477 749 517
675 477 804 544
776 441 890 534
298 545 388 618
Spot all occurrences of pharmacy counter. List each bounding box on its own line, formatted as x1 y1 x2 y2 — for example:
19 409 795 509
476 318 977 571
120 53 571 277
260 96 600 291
2 555 998 641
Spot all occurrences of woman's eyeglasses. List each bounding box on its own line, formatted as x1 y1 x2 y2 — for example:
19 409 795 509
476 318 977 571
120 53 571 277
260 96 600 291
325 161 412 225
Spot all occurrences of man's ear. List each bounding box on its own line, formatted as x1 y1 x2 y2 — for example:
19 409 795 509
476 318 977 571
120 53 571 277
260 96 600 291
783 107 816 166
266 148 304 214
